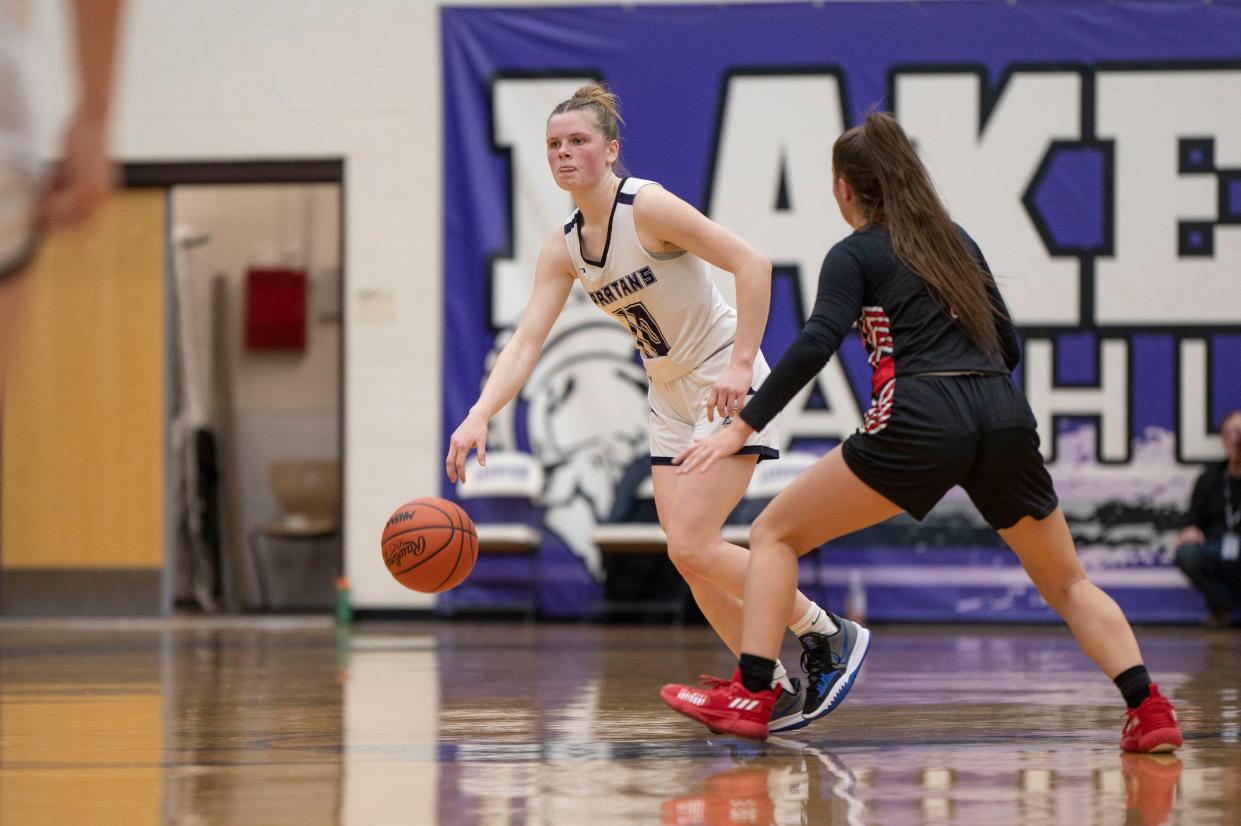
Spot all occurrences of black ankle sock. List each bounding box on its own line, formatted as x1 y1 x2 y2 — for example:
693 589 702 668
738 653 776 693
1114 664 1152 709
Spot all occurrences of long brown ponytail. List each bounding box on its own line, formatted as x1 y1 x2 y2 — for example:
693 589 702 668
833 112 1001 356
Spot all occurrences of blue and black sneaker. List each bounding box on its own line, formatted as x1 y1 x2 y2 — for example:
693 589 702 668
799 613 870 721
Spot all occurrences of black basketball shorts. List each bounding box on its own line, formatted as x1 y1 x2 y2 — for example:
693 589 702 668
841 373 1059 529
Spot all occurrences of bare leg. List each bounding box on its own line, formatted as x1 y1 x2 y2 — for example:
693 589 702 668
652 459 819 656
742 448 902 659
681 568 743 657
999 507 1142 679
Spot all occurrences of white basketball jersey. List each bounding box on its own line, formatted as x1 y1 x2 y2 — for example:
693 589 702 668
562 177 736 384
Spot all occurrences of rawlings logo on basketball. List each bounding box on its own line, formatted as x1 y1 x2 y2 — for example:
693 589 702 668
383 535 427 568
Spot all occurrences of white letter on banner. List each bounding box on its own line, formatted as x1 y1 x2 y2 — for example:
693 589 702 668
709 74 863 442
1096 70 1241 324
895 71 1082 325
1024 338 1130 462
490 77 593 329
1179 339 1225 462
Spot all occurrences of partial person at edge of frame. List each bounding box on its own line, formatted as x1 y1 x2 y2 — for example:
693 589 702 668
0 0 126 399
1174 409 1241 629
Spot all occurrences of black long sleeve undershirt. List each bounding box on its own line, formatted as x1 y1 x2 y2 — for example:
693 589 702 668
740 243 862 433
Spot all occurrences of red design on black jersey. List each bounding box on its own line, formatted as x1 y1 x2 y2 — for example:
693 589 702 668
859 306 895 433
862 378 895 434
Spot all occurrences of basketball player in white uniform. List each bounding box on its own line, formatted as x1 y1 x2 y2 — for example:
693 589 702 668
562 174 780 466
446 84 842 732
0 0 124 396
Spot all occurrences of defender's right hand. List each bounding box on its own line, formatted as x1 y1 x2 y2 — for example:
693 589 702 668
38 113 116 230
446 416 488 484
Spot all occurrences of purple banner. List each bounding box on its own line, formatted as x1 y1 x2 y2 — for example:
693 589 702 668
441 1 1241 621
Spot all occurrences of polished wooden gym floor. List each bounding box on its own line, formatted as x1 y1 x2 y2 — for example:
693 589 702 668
0 618 1237 825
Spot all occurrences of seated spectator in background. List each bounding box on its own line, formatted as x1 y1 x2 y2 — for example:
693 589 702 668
1175 409 1241 629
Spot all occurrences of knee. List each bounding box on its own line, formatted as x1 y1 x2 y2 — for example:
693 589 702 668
665 527 719 576
749 512 793 555
1174 542 1204 574
1040 573 1088 616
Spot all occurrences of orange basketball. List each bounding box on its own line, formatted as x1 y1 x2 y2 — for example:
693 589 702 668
381 497 477 593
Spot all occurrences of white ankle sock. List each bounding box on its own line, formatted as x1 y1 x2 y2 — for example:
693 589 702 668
789 602 818 636
773 659 796 694
810 609 839 636
790 602 838 637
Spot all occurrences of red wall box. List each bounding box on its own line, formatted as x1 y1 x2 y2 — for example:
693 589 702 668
245 268 306 351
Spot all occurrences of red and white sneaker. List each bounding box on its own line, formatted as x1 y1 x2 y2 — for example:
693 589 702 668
1120 684 1183 753
660 669 778 741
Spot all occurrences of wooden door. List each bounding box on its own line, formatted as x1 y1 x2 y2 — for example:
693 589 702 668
1 189 166 613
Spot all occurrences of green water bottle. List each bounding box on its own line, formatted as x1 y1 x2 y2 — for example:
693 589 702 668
335 576 352 626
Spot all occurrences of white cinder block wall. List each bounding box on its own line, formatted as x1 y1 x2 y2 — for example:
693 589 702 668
33 0 440 608
31 0 792 609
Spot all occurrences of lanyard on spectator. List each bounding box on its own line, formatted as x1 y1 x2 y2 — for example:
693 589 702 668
1225 469 1240 561
1226 468 1240 531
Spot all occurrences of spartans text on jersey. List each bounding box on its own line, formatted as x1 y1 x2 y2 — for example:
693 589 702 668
586 266 658 308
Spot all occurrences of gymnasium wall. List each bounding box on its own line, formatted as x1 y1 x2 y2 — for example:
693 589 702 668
21 1 1241 616
25 0 811 611
31 0 446 608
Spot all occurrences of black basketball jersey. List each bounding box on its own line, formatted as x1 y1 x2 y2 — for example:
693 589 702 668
741 223 1019 433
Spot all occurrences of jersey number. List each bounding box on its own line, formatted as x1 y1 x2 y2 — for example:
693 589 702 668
613 302 670 358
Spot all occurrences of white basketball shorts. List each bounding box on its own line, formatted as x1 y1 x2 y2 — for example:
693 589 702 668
649 343 780 465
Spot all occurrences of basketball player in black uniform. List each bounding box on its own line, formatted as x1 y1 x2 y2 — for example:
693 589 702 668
660 113 1183 753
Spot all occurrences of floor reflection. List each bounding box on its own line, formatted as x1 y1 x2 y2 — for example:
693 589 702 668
660 739 867 826
0 619 1236 825
430 623 1239 826
434 733 1204 826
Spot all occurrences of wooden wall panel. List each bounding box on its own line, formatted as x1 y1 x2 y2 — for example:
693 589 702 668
2 190 165 569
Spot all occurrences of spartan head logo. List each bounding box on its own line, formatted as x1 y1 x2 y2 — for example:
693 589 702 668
486 300 649 578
